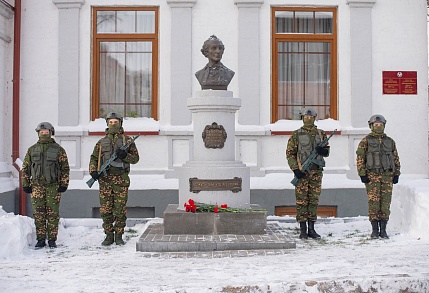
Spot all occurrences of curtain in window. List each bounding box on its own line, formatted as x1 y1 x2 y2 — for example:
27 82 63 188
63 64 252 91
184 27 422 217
99 41 152 118
97 10 155 34
277 42 330 120
275 11 332 34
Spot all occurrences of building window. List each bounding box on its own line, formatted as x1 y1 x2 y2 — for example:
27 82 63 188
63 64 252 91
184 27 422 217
271 7 337 122
92 7 158 120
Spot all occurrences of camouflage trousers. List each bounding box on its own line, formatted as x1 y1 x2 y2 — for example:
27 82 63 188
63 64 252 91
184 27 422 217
365 171 393 222
30 182 61 241
294 170 323 222
98 174 130 235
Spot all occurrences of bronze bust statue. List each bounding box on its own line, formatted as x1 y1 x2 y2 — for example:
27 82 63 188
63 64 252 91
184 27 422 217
195 35 235 90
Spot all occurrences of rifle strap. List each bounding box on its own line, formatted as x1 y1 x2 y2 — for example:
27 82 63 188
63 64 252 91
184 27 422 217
97 144 102 171
317 129 323 142
296 130 303 170
297 156 302 170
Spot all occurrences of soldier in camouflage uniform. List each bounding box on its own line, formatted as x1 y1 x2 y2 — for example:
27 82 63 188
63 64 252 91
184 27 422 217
89 113 139 246
22 122 70 249
286 108 330 239
356 114 400 239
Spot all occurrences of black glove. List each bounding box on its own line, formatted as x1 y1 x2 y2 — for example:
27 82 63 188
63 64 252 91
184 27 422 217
116 149 127 159
315 146 329 156
90 171 100 180
293 169 305 179
23 186 32 194
393 175 399 184
360 176 370 184
58 186 67 193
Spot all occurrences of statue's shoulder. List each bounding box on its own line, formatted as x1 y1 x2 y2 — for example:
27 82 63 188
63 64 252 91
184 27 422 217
195 65 208 78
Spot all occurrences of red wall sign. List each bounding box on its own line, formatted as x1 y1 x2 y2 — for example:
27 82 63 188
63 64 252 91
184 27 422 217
382 71 417 95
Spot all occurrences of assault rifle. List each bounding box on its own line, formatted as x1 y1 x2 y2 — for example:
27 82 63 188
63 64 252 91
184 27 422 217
290 129 337 187
86 134 140 188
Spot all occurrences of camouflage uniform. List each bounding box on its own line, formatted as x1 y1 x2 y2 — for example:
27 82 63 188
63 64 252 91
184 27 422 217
286 124 329 222
356 133 401 222
89 127 139 236
22 138 70 241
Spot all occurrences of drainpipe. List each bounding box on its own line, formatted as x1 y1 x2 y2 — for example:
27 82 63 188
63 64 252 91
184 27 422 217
10 0 24 215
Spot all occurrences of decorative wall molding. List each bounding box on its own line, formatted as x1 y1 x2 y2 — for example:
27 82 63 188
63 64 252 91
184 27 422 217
52 0 84 9
167 0 196 8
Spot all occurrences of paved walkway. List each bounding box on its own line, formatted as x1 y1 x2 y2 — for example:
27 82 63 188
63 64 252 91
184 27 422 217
136 222 296 258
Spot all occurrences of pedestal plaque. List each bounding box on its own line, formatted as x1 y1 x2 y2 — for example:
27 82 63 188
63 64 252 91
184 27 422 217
202 122 227 149
189 177 242 193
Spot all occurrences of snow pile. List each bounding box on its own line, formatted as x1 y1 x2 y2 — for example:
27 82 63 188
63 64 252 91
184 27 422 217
390 179 429 240
0 207 35 259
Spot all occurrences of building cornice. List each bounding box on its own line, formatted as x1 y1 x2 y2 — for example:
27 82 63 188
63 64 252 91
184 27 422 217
234 0 264 8
347 0 377 8
167 0 197 8
52 0 84 9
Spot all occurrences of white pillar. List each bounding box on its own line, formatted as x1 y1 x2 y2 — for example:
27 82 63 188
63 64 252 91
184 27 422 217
347 0 376 127
52 0 84 126
346 0 377 180
234 0 263 125
167 0 197 125
52 0 85 180
0 3 13 171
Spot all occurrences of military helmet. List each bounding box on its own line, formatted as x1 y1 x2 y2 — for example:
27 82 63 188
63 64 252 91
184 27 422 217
105 112 123 125
300 107 317 118
35 122 55 135
368 114 386 126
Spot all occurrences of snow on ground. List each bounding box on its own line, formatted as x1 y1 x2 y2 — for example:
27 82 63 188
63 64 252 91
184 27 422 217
1 179 429 292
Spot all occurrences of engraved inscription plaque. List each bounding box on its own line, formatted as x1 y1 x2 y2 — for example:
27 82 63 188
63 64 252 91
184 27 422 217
202 122 227 149
189 177 242 193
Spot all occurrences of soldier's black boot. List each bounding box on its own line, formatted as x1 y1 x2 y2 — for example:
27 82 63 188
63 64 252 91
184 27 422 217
115 233 125 245
370 221 379 239
35 239 46 249
299 222 308 239
48 240 57 248
307 220 321 239
379 219 389 239
101 233 114 246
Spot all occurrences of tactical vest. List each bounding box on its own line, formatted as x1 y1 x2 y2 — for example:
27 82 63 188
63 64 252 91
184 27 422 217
30 143 60 184
365 136 395 173
297 128 325 169
99 135 130 174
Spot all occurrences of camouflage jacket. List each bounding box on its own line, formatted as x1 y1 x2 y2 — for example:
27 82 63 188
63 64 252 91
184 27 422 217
89 127 139 174
356 132 401 176
22 138 70 187
286 125 329 171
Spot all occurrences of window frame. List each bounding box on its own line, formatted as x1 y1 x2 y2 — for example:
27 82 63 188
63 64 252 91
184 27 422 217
91 6 159 120
271 7 337 122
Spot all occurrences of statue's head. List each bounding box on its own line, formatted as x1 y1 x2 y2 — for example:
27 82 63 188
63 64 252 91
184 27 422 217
201 35 225 63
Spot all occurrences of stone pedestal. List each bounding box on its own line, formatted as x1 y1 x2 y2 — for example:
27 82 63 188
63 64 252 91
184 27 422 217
163 204 266 235
176 90 251 209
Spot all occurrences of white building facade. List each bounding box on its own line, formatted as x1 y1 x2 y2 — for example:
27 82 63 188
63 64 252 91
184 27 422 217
0 0 427 217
